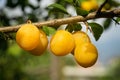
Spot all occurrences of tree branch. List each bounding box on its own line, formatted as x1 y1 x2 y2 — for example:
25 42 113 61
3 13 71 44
96 0 109 14
0 8 120 33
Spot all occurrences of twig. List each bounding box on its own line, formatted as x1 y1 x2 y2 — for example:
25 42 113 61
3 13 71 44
0 8 120 33
112 18 120 25
84 22 94 35
84 22 89 33
97 0 109 14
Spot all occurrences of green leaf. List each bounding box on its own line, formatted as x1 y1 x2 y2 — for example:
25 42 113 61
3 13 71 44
103 18 112 30
73 0 80 7
65 0 80 7
116 17 120 23
76 7 89 16
64 0 73 3
42 26 56 36
78 0 85 3
109 0 120 7
65 24 74 33
0 32 5 39
73 23 82 31
48 3 69 14
0 33 8 51
89 22 103 41
65 23 82 32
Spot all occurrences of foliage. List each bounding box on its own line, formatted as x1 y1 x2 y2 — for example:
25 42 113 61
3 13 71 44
47 0 120 41
0 0 120 80
89 22 103 41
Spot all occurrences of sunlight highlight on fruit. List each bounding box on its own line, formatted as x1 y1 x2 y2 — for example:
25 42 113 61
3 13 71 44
50 30 75 56
16 21 48 56
74 42 98 68
72 31 91 46
16 22 40 51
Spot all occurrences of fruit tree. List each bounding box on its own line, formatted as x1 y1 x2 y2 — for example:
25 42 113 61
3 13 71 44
0 0 120 71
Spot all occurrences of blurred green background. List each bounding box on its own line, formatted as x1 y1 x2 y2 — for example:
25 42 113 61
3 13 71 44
0 0 120 80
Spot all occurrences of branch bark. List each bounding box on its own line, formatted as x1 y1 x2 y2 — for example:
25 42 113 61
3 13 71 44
97 0 109 14
0 8 120 33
